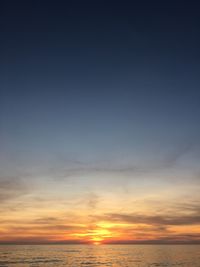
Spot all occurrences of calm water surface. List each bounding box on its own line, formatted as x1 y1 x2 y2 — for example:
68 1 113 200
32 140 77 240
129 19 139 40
0 245 199 267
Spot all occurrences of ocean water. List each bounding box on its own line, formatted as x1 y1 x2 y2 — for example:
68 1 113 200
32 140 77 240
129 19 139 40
0 245 199 267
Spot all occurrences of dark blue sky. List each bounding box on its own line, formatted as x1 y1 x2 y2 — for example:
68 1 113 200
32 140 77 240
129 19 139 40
1 1 200 164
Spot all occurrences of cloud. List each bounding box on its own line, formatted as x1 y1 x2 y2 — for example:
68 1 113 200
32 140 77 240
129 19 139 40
49 140 200 182
103 237 200 244
93 201 200 227
0 214 87 244
163 142 195 168
0 237 89 245
0 176 28 203
32 217 60 224
84 192 100 209
100 213 200 226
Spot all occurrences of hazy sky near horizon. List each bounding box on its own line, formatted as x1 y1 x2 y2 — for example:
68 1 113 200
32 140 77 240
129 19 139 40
0 1 200 243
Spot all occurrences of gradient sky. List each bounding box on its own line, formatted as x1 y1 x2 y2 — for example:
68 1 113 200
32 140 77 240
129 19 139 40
0 1 200 244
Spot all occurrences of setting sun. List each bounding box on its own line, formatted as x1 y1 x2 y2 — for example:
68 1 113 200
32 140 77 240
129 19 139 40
70 227 113 244
93 241 101 245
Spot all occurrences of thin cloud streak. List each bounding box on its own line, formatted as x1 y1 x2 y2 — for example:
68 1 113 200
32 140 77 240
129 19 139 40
98 213 200 226
49 141 200 180
0 176 28 202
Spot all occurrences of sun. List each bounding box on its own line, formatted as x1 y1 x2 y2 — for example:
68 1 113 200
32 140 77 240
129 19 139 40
70 225 113 244
91 236 104 245
93 241 101 245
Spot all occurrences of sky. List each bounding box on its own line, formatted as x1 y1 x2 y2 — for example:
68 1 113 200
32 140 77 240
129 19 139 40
0 1 200 244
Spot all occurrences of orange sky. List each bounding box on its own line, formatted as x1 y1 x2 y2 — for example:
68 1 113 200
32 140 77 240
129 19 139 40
0 174 200 244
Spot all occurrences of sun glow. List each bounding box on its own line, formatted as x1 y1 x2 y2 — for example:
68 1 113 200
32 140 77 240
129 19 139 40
71 226 113 243
93 241 101 245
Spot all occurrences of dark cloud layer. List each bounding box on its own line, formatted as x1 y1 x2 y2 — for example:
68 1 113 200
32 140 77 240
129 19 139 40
101 213 200 226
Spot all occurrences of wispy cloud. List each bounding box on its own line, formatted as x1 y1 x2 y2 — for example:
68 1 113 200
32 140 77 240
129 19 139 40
94 199 200 225
0 176 28 202
49 141 200 181
98 212 200 226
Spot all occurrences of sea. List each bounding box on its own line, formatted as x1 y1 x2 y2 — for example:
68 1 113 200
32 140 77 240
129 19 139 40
0 245 199 267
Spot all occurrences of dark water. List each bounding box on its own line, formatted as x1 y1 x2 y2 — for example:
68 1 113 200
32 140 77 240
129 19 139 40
0 245 199 267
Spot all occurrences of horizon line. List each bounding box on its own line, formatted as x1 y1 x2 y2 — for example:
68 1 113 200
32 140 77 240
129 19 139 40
0 242 200 245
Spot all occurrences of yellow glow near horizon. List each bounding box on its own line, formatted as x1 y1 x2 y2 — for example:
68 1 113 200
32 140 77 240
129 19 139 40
71 227 113 243
93 241 101 245
1 186 200 244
